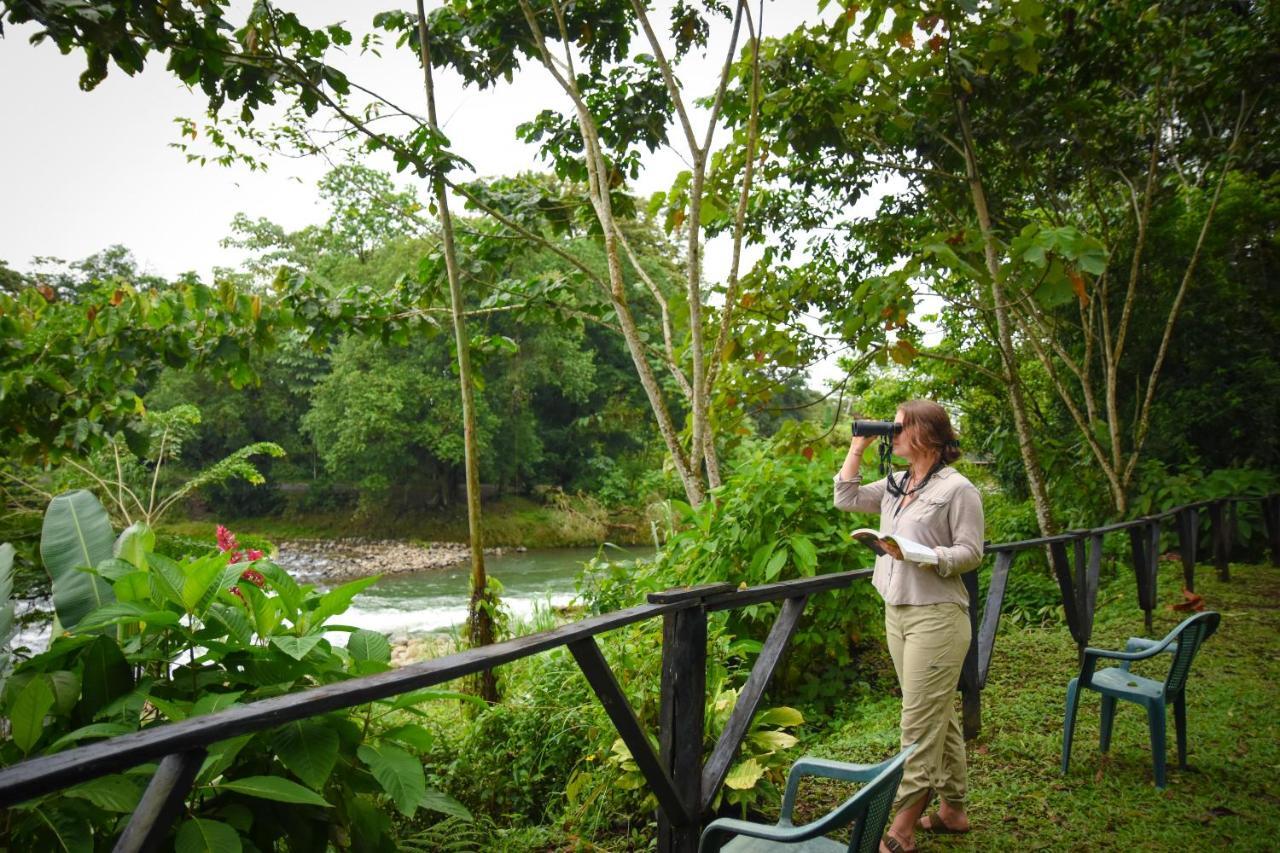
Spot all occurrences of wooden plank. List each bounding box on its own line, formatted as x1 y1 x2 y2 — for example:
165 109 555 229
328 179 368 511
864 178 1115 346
977 551 1014 688
569 638 691 828
648 583 735 604
0 599 682 807
960 572 981 740
700 596 808 812
984 533 1077 553
113 749 206 853
702 570 871 612
658 606 707 852
1049 538 1084 649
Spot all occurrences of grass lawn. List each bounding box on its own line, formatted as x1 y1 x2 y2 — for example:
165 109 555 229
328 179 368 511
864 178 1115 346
792 559 1280 852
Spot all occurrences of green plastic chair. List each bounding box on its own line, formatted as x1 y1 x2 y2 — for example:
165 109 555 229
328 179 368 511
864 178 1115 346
699 744 915 853
1061 611 1220 788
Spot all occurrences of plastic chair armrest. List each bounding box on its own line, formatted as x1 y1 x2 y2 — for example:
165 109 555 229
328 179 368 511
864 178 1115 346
1084 636 1176 663
1124 636 1178 655
699 817 814 852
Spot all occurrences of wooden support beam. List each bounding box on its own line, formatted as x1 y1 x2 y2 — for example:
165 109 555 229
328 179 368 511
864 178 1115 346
113 749 206 853
960 572 981 740
568 638 691 828
1049 538 1084 652
976 551 1014 689
701 596 808 811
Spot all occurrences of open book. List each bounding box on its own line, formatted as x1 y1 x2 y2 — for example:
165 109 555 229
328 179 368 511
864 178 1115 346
850 529 938 565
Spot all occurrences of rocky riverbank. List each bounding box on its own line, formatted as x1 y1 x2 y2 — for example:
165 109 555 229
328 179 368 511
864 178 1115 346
274 538 525 582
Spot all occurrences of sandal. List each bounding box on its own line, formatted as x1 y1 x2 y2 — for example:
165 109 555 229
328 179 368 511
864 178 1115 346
917 810 970 835
881 832 919 853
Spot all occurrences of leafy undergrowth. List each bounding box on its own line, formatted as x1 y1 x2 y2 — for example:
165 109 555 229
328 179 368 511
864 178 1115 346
791 560 1280 851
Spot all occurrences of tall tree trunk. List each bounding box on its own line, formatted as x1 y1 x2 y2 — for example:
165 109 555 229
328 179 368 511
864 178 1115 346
956 96 1058 536
417 4 497 702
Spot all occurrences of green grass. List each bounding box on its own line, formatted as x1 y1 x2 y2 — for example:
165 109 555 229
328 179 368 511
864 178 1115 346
791 560 1280 851
160 495 650 548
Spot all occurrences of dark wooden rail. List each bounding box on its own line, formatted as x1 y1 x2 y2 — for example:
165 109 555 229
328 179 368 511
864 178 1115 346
0 493 1274 852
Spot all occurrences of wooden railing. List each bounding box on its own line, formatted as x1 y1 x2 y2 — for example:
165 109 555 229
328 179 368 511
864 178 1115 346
0 493 1275 852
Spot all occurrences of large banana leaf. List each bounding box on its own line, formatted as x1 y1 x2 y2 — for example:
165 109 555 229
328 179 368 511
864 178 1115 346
40 490 116 631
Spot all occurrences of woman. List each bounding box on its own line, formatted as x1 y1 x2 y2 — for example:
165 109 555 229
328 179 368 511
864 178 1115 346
834 400 984 853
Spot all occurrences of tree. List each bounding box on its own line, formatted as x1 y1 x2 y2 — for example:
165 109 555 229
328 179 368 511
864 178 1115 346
735 0 1278 527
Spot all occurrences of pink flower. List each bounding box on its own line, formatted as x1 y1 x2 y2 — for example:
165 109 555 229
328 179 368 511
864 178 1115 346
216 525 238 553
239 568 265 588
246 549 264 562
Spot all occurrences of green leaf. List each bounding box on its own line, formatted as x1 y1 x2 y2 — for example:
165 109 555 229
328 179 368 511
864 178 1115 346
255 561 303 618
31 805 92 853
182 553 233 613
197 734 252 784
65 775 142 812
746 729 799 751
724 757 765 790
764 548 788 581
754 706 804 727
310 575 380 626
347 629 391 664
175 818 243 853
382 723 434 753
41 490 116 630
388 688 485 710
94 558 137 582
47 670 81 714
191 690 243 717
215 775 332 807
113 522 154 570
419 788 472 820
78 635 133 723
788 535 817 576
77 601 179 631
112 570 151 602
46 722 134 753
272 720 339 791
358 742 425 817
270 635 324 661
10 675 55 753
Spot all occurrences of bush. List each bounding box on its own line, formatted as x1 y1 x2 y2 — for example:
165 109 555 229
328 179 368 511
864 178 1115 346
0 491 468 851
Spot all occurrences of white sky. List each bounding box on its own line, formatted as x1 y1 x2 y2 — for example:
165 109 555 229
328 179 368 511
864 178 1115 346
0 2 886 385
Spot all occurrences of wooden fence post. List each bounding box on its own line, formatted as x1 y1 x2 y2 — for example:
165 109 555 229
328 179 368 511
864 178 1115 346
1264 495 1280 567
1209 500 1230 582
1176 506 1199 592
1128 522 1158 632
658 598 709 853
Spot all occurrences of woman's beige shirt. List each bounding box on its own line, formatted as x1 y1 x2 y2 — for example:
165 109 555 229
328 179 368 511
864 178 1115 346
833 466 984 606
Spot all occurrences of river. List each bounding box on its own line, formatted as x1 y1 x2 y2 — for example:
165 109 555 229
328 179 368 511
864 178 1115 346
12 544 656 653
335 545 654 638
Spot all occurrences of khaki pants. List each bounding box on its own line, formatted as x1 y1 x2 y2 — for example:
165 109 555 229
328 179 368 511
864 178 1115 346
884 602 970 811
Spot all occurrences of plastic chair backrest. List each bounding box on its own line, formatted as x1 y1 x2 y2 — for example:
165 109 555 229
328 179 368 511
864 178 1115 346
1164 611 1221 696
850 753 909 853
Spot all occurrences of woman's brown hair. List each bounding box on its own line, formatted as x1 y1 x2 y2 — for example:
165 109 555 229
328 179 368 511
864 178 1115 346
898 399 962 464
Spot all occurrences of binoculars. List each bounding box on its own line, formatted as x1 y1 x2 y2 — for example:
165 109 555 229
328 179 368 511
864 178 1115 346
850 419 902 438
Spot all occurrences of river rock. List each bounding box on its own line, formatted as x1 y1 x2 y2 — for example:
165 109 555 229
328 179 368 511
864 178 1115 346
273 538 505 582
